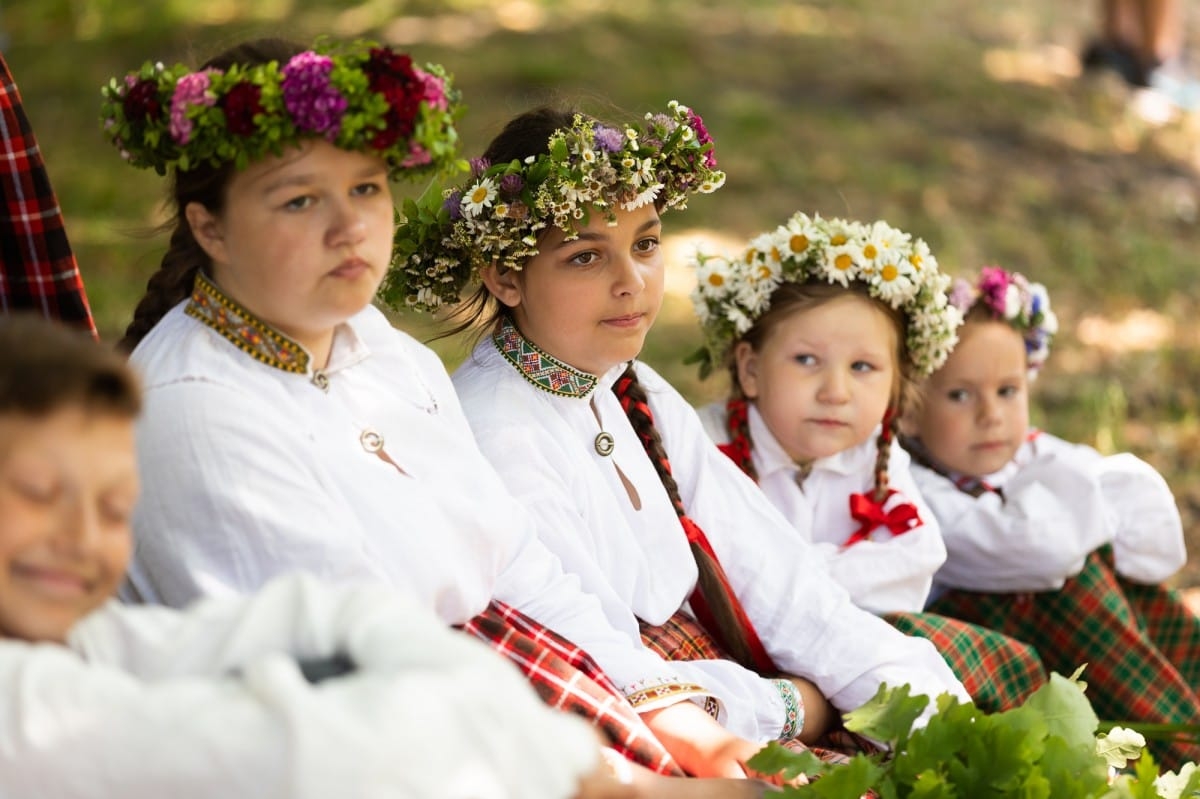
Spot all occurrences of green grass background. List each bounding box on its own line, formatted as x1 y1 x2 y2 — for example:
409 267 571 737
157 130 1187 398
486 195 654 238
7 0 1200 582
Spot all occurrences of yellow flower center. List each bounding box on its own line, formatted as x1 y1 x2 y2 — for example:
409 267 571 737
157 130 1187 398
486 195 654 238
909 254 923 269
707 273 725 287
830 234 847 246
881 264 899 282
469 185 490 204
758 265 773 279
771 247 781 262
863 244 878 259
834 253 853 271
790 234 809 252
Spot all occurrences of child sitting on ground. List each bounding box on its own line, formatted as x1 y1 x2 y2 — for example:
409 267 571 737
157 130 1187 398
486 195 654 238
902 265 1200 769
690 213 1045 713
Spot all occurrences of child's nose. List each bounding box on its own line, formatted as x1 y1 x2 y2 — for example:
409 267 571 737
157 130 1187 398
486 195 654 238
818 369 850 403
613 253 647 296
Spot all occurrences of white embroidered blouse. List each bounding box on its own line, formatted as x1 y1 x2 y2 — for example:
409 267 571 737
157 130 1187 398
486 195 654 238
452 331 969 741
909 431 1187 594
126 277 705 709
1 574 598 799
696 401 947 615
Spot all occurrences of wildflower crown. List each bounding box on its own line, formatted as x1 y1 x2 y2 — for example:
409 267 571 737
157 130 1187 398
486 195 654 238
948 266 1057 374
100 40 463 178
380 101 726 313
689 212 962 378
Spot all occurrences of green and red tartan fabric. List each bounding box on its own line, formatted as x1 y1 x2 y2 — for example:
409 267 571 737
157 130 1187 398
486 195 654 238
463 600 683 776
0 54 95 336
930 549 1200 770
883 610 1045 713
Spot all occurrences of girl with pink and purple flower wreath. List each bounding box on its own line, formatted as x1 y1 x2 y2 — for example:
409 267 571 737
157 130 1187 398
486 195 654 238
902 265 1200 770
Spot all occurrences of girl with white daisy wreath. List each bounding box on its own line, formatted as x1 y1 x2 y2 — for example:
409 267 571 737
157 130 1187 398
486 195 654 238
902 265 1200 769
691 212 1048 714
387 105 971 775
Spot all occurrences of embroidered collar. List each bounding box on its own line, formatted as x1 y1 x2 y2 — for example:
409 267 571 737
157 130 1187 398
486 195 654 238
185 271 311 375
492 316 598 399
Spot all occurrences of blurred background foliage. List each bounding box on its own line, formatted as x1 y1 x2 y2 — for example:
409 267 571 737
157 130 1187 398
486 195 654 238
6 0 1200 581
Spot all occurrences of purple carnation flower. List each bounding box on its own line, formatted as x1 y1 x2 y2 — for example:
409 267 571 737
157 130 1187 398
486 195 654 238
169 70 217 145
977 266 1011 318
593 125 624 154
499 173 524 197
469 156 491 177
281 51 347 140
688 109 717 168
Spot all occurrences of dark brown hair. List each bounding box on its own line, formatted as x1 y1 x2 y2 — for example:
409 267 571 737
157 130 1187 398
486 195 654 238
117 38 306 355
0 314 140 419
436 106 581 345
726 280 917 500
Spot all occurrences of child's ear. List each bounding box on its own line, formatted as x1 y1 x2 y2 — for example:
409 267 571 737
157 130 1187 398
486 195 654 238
733 341 760 399
480 263 522 309
185 202 228 265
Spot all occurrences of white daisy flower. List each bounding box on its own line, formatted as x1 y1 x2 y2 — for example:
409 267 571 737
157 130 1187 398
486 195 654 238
461 177 497 218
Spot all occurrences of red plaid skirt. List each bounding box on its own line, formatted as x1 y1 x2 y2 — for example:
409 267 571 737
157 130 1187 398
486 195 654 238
463 600 682 775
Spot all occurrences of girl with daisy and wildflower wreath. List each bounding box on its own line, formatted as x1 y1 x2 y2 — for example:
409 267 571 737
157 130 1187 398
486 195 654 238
688 214 1048 716
902 265 1200 769
384 103 970 776
103 37 773 797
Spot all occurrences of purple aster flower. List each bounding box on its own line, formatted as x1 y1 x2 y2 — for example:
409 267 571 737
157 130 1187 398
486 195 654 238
444 189 463 220
593 125 624 154
499 173 524 197
281 51 347 140
948 278 976 312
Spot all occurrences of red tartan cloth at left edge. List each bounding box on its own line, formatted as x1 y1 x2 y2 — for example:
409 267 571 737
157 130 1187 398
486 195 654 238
0 53 95 336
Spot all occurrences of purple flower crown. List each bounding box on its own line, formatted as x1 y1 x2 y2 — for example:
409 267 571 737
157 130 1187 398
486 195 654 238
949 266 1058 374
101 41 463 179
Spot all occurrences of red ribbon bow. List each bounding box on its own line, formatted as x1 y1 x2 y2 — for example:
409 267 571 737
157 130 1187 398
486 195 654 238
844 489 922 547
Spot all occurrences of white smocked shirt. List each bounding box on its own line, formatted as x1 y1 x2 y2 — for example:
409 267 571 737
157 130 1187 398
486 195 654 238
1 575 598 799
909 431 1186 594
452 332 969 741
696 401 946 615
126 279 704 709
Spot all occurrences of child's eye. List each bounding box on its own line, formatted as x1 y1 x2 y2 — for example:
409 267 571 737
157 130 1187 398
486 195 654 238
793 353 816 366
283 195 315 211
351 182 382 197
569 251 600 267
851 360 876 373
633 237 659 254
100 498 135 527
998 385 1021 398
9 476 58 504
946 388 970 402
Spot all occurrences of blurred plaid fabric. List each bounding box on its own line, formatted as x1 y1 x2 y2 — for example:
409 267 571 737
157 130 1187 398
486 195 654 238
1 53 95 336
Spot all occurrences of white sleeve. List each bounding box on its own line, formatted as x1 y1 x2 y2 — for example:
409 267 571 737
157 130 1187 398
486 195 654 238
468 411 786 740
128 380 389 606
820 446 947 614
8 580 597 799
649 370 968 716
1096 452 1186 584
912 452 1114 592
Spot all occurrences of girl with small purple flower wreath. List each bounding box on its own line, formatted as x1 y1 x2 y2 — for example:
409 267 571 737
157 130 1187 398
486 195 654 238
902 265 1200 770
385 104 971 776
